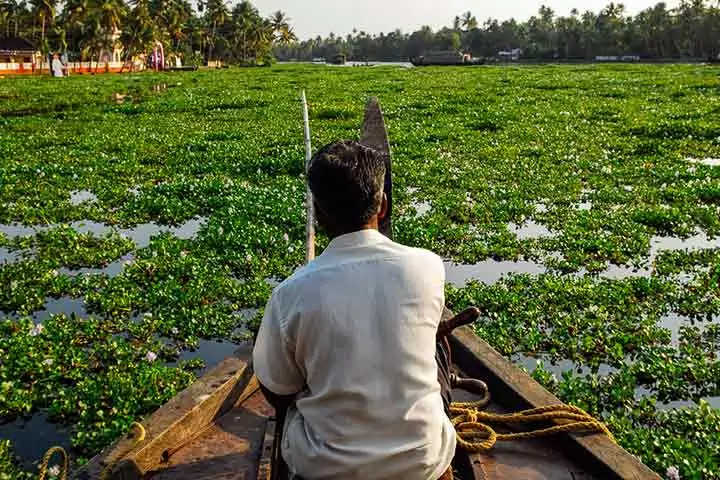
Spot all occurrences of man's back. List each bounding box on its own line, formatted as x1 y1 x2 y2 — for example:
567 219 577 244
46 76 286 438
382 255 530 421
253 229 456 480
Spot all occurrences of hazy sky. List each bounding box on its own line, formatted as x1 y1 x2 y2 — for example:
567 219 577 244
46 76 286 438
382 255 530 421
251 0 679 39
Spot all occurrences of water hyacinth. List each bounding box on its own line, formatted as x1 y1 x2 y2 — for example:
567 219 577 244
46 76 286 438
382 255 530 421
29 324 44 336
0 65 718 479
666 466 680 480
48 465 60 478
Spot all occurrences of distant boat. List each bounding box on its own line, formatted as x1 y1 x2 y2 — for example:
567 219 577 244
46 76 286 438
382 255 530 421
411 50 484 66
327 53 347 65
312 57 326 64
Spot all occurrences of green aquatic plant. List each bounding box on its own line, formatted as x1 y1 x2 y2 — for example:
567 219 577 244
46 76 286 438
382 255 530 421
1 64 719 477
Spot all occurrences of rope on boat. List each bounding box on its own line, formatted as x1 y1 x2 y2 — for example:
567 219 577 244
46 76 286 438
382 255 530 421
449 389 615 453
38 446 69 480
36 421 146 480
98 421 146 480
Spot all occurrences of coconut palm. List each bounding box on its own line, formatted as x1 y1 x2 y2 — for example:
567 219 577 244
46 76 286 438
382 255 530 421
29 0 56 56
269 10 295 45
87 0 126 70
461 11 478 30
200 0 227 61
120 0 155 70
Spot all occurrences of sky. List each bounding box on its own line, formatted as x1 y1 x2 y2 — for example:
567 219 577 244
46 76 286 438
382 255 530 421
251 0 679 39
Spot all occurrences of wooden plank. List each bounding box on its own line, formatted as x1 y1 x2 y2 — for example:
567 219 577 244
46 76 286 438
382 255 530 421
448 326 661 480
256 413 276 480
75 345 256 480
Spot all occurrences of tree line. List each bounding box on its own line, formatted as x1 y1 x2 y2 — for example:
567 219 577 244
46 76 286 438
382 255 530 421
0 0 295 65
277 1 720 62
1 0 718 66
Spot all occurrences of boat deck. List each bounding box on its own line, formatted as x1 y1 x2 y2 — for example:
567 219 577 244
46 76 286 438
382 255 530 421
78 329 658 480
147 388 597 480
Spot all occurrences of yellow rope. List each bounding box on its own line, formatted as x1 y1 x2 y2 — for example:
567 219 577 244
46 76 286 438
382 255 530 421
450 398 615 453
37 422 146 480
38 446 69 480
98 421 147 480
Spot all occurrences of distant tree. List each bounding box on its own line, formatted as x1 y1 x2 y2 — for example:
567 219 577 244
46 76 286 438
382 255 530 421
29 0 55 53
461 11 478 30
200 0 228 61
120 0 155 69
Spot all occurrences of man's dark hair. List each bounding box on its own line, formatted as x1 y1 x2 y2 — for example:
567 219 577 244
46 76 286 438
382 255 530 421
308 140 385 233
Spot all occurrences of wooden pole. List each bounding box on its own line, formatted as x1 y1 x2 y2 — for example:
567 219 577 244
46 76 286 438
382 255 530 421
301 90 315 263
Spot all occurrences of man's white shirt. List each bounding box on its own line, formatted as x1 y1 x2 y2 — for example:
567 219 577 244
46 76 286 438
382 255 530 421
253 229 456 480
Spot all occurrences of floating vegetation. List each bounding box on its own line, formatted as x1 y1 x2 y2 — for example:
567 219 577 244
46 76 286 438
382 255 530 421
1 64 719 477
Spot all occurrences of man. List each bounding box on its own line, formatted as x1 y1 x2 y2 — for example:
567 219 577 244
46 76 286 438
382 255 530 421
252 140 456 479
51 53 64 78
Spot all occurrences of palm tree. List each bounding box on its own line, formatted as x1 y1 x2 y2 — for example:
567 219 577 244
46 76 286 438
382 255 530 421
88 0 126 71
269 10 295 45
200 0 227 62
461 11 478 30
120 0 155 70
30 0 56 61
59 0 91 58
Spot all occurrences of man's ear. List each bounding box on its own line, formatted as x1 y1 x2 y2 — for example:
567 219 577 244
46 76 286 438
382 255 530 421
378 193 388 220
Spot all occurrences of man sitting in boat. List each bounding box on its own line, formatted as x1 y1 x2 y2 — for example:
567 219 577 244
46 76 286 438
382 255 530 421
253 140 456 479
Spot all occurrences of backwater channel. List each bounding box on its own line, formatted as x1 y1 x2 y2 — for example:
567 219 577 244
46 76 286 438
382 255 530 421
1 214 719 469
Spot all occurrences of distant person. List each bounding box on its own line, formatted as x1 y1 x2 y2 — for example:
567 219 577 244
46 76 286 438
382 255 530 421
51 53 64 78
60 52 69 76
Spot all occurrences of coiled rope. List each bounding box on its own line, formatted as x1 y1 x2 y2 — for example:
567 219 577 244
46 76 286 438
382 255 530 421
38 446 68 480
37 422 146 480
449 389 615 453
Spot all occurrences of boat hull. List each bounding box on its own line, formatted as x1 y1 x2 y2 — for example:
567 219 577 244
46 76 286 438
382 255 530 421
77 321 659 480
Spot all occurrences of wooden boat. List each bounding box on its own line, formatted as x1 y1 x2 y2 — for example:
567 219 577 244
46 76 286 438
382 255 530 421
327 54 347 65
411 51 485 67
76 98 660 480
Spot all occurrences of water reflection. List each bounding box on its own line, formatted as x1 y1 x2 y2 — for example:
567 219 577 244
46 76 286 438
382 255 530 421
508 220 554 240
0 217 207 250
445 259 546 287
0 412 72 471
59 254 130 278
686 157 720 167
33 297 87 322
171 339 245 376
0 247 21 264
650 231 720 255
69 190 98 206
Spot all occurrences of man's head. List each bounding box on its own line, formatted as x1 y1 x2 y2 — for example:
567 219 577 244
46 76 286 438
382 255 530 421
308 140 387 237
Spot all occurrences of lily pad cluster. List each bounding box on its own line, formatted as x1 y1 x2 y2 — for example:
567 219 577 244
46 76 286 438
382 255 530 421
1 64 719 477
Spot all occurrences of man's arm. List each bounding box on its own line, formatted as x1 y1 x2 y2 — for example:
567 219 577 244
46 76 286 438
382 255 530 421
252 290 306 406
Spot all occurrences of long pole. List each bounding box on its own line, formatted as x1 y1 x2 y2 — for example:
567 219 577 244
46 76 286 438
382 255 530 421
270 91 315 480
301 90 315 263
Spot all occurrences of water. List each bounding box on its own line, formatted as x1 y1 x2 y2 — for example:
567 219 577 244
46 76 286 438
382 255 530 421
172 339 246 376
0 247 21 264
445 259 546 287
508 220 554 240
59 254 130 278
686 157 720 167
0 217 207 250
288 61 414 68
69 190 98 206
412 200 432 218
514 352 720 411
650 231 720 256
0 412 72 471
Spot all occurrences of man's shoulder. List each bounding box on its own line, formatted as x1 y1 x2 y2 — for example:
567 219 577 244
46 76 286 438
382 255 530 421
388 240 444 268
